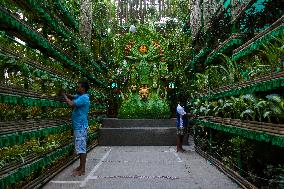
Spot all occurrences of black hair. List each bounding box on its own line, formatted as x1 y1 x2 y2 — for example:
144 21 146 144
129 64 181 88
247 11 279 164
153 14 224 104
79 81 89 92
178 97 186 105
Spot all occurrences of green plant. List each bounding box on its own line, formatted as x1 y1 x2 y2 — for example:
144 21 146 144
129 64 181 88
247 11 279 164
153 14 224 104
264 164 284 188
243 55 272 80
261 37 284 70
118 93 170 119
264 94 284 123
206 65 229 89
194 73 209 94
240 94 257 121
193 93 284 123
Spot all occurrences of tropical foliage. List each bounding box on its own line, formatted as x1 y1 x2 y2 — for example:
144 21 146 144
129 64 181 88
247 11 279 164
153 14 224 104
118 93 170 119
190 94 284 123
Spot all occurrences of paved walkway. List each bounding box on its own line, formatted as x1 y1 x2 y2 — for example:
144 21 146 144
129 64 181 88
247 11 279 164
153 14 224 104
43 146 240 189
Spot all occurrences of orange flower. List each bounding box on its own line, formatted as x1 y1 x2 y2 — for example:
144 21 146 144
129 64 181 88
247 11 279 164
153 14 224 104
139 45 148 54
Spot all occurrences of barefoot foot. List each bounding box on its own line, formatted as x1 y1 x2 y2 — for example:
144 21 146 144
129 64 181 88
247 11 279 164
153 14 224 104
72 170 85 177
73 166 81 172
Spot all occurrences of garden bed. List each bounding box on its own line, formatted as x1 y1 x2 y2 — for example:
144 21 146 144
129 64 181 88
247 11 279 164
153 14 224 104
0 131 99 189
23 140 98 189
232 16 284 61
192 118 284 147
205 33 245 65
0 45 75 83
198 70 284 100
198 116 284 135
195 146 257 189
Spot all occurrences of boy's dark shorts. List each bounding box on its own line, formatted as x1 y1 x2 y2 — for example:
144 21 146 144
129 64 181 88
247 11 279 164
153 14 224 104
176 127 188 136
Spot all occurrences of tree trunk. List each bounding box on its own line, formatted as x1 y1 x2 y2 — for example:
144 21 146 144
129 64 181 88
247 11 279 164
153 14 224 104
120 0 124 24
162 0 165 18
79 0 92 47
159 0 161 19
129 1 133 22
134 0 138 20
139 0 143 23
167 0 170 16
142 0 147 23
117 0 121 25
125 2 128 23
121 1 124 24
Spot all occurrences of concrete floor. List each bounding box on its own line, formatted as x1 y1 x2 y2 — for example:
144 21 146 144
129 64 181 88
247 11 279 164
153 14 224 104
43 145 241 189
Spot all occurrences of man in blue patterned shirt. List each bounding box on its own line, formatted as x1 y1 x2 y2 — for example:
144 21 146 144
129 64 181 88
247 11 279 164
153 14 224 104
63 81 90 176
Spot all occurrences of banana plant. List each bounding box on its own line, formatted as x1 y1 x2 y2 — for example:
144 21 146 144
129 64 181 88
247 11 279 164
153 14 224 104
254 99 269 122
214 98 234 118
235 95 269 123
212 101 220 117
195 73 209 94
247 64 271 79
209 100 219 116
214 99 224 117
241 52 273 80
229 96 246 119
223 99 234 118
206 65 232 88
219 54 242 84
264 94 284 123
240 94 257 121
260 37 284 69
199 100 212 116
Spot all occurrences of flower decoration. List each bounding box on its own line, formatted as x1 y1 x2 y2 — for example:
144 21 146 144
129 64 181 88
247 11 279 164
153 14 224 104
139 45 148 54
152 41 160 48
139 85 149 99
130 85 137 91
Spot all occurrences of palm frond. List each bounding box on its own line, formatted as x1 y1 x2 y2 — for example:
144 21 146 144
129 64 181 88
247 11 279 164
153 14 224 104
242 94 256 103
240 109 255 118
269 105 282 115
266 94 282 103
255 100 268 109
263 111 272 120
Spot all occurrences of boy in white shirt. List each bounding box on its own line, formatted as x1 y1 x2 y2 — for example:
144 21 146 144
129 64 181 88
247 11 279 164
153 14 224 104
176 102 188 152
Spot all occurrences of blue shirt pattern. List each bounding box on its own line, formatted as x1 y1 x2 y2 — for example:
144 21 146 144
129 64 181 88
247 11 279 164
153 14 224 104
176 112 188 128
72 94 90 130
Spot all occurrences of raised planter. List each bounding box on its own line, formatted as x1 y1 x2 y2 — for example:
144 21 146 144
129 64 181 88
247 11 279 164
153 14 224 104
230 119 242 127
0 133 99 189
25 140 98 189
193 117 284 147
197 70 284 100
209 117 284 135
102 118 176 128
214 117 223 123
0 46 74 83
261 122 284 135
100 118 180 146
223 118 231 124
